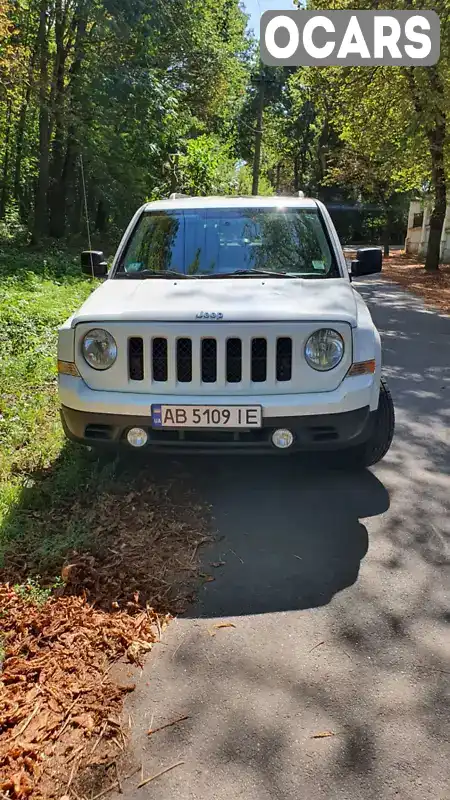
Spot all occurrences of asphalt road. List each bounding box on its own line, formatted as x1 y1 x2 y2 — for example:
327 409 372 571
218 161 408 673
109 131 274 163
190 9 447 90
117 278 450 800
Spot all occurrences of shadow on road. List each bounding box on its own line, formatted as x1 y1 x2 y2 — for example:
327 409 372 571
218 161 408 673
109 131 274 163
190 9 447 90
122 277 450 800
356 276 450 475
175 456 390 618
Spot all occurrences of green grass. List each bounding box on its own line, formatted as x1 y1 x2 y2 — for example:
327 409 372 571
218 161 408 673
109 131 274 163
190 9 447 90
0 245 113 579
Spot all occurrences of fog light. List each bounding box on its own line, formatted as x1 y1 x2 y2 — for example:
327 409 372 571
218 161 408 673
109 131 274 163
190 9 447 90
127 427 148 448
272 429 294 450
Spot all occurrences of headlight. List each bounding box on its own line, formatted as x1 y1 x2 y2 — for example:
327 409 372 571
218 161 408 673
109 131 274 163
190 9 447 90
82 329 117 370
305 329 344 371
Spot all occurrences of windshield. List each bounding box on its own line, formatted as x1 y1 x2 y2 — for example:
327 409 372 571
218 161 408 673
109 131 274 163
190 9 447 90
115 207 340 278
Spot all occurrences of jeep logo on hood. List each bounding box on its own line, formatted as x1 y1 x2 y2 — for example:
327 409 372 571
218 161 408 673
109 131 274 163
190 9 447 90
196 312 224 320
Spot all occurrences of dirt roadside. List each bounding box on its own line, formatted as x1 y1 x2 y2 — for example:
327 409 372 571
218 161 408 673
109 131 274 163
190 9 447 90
0 460 212 799
380 253 450 315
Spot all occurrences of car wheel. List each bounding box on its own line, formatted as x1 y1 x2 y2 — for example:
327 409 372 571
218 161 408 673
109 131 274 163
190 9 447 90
344 379 395 468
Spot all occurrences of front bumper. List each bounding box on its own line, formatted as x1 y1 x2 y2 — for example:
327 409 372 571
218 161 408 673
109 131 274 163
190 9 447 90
61 405 375 453
60 368 378 452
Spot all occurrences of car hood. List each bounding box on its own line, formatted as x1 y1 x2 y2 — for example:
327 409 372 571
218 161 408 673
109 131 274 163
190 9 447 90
72 277 359 327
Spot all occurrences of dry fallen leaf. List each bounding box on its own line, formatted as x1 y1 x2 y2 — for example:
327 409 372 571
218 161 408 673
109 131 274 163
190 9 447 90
126 640 153 664
72 714 95 732
0 474 210 797
60 564 78 583
208 622 237 637
311 731 335 739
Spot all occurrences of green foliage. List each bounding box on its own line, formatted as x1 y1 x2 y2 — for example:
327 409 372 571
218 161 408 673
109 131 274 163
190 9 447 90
176 134 239 195
0 206 28 244
13 577 62 607
300 0 450 262
235 163 274 196
0 248 95 549
0 0 252 239
0 0 21 92
0 245 129 583
305 66 429 198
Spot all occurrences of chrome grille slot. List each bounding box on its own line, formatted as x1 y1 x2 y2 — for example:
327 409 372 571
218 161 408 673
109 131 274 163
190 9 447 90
251 338 267 383
176 338 192 383
152 338 168 382
128 337 144 381
201 339 217 383
276 337 292 382
226 338 242 383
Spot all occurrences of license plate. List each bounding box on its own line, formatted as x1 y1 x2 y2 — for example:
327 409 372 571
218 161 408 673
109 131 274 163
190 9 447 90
151 405 262 429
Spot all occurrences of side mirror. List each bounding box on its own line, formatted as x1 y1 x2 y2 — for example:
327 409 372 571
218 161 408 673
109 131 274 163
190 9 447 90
81 251 108 278
351 248 382 278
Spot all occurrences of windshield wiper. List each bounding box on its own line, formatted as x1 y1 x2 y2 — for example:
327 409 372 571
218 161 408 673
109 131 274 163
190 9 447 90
201 269 288 279
203 270 331 279
115 269 192 279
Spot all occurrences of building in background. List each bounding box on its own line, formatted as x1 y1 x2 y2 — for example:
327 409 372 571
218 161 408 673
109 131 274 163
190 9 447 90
405 200 450 263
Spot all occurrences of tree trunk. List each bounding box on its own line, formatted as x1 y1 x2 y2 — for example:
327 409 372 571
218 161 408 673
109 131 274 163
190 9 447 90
404 67 447 272
293 155 300 193
317 116 329 187
14 34 39 217
0 100 12 219
95 198 107 232
275 162 281 194
382 209 390 257
48 0 68 238
60 3 88 233
15 101 31 217
169 153 179 194
32 0 50 243
252 76 265 196
425 122 446 272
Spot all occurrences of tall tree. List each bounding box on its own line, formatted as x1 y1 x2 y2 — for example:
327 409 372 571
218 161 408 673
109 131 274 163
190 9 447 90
306 0 450 269
32 0 51 242
404 66 447 271
0 0 252 242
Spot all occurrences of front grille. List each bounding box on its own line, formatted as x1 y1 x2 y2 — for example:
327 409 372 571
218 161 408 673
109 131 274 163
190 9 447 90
147 335 293 386
148 428 268 447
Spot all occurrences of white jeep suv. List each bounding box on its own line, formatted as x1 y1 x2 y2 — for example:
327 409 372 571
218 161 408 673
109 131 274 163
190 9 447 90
58 196 395 466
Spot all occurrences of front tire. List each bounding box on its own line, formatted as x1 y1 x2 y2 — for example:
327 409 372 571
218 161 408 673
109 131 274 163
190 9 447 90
344 379 395 468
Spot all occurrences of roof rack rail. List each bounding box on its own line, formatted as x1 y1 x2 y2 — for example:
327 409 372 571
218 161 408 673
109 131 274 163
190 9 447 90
169 192 190 199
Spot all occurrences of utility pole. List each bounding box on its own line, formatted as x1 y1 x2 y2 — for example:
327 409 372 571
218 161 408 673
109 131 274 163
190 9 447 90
252 74 265 196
